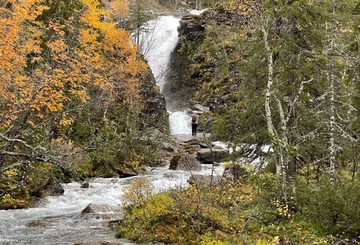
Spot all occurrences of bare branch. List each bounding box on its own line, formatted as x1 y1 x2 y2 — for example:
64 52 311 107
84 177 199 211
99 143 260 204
0 160 31 173
0 133 34 150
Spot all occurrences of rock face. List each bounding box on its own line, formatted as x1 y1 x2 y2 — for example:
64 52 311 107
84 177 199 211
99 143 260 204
197 148 229 164
171 8 249 112
178 14 206 41
162 14 206 111
139 71 168 129
169 153 202 171
81 203 114 213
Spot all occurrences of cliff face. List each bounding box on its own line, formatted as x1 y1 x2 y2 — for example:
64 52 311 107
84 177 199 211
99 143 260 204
166 7 247 112
161 14 206 111
140 68 169 131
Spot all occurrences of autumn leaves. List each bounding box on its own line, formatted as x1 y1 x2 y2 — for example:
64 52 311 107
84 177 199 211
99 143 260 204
0 0 146 128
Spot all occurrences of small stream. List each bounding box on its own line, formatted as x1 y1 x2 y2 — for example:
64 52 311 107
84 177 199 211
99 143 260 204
0 164 224 245
0 10 220 245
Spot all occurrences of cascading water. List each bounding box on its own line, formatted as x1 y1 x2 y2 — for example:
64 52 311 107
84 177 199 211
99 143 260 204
138 15 192 135
0 11 222 245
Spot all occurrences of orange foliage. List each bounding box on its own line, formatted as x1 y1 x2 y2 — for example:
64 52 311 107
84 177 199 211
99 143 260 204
0 0 147 128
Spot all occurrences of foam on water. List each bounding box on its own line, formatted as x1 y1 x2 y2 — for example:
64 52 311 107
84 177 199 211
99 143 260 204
169 110 192 135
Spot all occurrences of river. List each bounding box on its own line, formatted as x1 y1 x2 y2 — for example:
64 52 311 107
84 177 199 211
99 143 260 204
0 10 222 245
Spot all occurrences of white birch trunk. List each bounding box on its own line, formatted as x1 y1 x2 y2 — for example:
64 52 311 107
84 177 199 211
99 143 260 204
328 68 336 184
328 0 337 184
261 24 284 178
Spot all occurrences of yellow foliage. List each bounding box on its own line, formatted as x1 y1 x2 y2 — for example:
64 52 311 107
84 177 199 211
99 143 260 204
255 236 280 245
110 0 129 19
122 178 155 206
0 0 147 129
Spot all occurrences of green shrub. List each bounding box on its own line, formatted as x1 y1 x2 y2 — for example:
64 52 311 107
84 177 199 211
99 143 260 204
295 175 360 239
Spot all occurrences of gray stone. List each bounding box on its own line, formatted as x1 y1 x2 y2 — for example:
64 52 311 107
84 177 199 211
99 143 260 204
116 169 138 178
192 104 210 112
81 203 114 214
74 241 123 245
25 220 55 227
223 164 246 183
80 182 90 188
43 179 64 196
188 174 221 186
197 148 229 164
169 153 202 171
162 142 178 152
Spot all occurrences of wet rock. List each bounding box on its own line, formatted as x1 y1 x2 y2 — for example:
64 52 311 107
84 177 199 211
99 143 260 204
213 145 226 150
184 137 203 145
81 203 114 213
223 164 246 183
74 241 123 245
80 182 90 188
197 148 229 164
192 104 210 112
25 220 55 227
116 169 138 178
43 178 64 196
169 153 202 171
162 142 178 152
108 219 123 229
188 174 221 186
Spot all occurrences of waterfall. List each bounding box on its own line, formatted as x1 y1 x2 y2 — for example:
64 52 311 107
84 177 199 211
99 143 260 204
0 12 224 245
139 15 180 92
139 15 193 135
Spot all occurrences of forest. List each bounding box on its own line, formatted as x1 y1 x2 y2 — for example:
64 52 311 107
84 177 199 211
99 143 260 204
2 0 360 244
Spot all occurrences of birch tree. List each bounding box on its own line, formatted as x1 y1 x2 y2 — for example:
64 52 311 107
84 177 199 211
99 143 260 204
315 0 360 183
244 0 324 191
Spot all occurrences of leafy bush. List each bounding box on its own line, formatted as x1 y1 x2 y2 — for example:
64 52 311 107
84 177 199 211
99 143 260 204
117 172 360 244
0 163 54 209
117 180 258 244
295 175 360 239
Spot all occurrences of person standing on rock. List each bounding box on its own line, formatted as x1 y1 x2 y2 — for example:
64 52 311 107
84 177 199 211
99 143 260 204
191 112 199 136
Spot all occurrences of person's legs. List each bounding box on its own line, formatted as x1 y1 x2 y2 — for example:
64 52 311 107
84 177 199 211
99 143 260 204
191 124 196 136
194 124 198 136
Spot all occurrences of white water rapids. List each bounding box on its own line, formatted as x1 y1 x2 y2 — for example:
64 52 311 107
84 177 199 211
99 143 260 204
138 14 193 135
0 11 224 245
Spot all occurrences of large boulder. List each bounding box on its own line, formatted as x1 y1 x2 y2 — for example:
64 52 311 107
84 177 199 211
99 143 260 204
223 164 247 183
188 174 221 186
197 148 229 164
81 203 113 213
116 169 139 178
169 153 202 171
162 141 178 153
43 178 64 196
